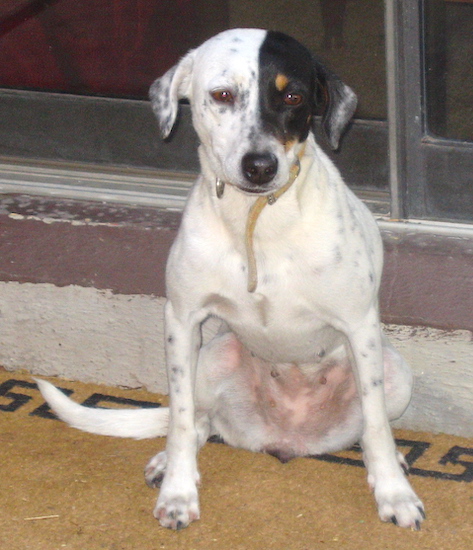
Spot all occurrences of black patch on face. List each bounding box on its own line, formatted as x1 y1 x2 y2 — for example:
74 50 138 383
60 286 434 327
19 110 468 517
258 31 317 144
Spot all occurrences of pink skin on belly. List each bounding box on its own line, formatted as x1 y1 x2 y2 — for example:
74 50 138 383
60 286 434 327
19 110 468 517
204 335 362 459
201 332 408 462
248 352 359 458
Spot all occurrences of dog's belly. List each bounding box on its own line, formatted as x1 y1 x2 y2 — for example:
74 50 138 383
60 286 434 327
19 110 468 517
207 341 362 459
210 292 346 364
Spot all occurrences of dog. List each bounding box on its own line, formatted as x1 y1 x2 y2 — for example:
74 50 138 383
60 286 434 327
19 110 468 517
37 28 425 531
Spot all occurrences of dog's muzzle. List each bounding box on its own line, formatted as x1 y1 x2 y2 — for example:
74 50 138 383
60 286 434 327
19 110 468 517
215 149 301 203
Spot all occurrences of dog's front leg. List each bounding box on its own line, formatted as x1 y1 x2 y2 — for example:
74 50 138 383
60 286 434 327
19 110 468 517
153 300 202 530
348 309 425 529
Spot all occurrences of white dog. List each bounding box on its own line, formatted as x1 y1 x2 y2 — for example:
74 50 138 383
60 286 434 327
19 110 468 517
37 28 425 531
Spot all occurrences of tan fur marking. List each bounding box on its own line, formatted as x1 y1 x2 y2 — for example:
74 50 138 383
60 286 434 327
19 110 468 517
275 73 289 91
284 139 297 152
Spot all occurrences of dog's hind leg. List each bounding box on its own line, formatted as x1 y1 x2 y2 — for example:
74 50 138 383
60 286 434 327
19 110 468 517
382 336 413 423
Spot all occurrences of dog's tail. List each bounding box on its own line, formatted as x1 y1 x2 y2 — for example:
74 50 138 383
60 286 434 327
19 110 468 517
35 378 169 439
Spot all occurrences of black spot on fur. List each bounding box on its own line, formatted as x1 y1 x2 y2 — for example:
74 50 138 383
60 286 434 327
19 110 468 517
367 339 376 350
371 378 383 388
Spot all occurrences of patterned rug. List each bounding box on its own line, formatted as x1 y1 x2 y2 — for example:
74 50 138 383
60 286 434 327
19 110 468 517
1 370 471 550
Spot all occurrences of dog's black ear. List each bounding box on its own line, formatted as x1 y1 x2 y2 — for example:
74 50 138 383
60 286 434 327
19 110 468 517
313 60 357 150
149 50 195 139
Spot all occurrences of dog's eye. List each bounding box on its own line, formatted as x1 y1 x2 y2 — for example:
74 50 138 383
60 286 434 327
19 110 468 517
211 90 235 104
283 93 303 106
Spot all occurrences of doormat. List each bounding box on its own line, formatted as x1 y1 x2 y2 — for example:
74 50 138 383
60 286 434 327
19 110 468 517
1 371 471 550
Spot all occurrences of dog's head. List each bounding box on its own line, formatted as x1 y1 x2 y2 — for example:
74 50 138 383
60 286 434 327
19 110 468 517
150 29 357 195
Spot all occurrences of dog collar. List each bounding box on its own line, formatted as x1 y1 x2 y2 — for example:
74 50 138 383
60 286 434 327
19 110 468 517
245 144 306 292
214 145 306 292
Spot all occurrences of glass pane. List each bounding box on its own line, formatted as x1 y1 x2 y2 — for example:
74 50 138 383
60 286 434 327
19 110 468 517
0 0 227 98
0 0 388 192
424 0 473 141
0 0 385 119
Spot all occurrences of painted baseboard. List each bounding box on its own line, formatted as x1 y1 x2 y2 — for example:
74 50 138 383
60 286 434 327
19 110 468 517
1 281 472 437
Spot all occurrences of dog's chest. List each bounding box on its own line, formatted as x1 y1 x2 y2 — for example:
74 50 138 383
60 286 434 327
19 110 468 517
205 244 347 362
171 180 380 362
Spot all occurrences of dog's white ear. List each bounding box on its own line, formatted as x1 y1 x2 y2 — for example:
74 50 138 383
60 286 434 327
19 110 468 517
314 61 357 150
149 50 196 139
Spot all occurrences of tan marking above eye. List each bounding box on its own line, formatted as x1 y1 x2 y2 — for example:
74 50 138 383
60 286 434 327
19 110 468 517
275 73 289 91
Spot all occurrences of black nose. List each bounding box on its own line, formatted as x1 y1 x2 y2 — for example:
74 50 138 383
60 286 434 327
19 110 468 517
242 152 278 185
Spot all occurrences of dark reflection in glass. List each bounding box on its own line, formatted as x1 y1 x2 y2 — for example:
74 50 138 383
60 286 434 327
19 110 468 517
0 0 226 98
424 0 473 141
0 1 386 120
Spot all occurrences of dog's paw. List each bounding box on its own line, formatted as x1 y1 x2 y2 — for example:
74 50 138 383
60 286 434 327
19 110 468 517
153 488 200 530
144 451 167 488
370 474 425 530
146 452 201 529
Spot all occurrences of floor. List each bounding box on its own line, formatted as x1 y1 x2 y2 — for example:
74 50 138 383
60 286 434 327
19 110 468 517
1 370 472 550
